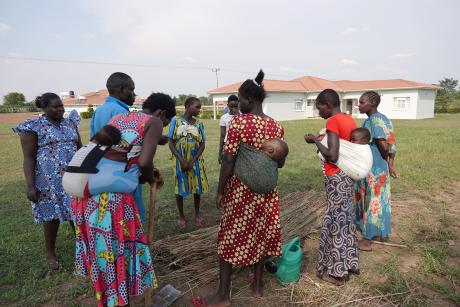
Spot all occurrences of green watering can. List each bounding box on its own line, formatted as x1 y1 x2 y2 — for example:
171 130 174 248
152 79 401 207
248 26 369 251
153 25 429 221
275 237 302 284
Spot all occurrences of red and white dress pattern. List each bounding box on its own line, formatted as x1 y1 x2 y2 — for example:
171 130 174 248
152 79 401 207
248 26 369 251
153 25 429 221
217 114 284 266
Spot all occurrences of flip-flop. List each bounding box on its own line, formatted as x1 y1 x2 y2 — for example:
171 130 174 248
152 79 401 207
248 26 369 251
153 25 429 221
177 219 186 229
195 216 205 228
192 296 207 307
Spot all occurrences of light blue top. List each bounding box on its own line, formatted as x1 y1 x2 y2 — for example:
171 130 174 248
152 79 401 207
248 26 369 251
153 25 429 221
89 96 130 138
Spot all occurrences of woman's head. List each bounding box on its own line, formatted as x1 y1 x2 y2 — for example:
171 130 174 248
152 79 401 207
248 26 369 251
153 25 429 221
315 89 341 119
238 70 266 114
359 91 380 114
35 93 64 120
227 95 239 115
184 97 201 117
142 92 176 126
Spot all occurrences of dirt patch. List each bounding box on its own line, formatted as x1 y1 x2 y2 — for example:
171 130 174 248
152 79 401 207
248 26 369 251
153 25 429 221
0 112 41 123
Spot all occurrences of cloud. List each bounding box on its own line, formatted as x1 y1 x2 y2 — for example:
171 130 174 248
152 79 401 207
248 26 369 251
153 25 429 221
389 52 416 59
340 27 357 35
0 22 10 33
340 58 358 66
177 56 197 64
85 34 97 39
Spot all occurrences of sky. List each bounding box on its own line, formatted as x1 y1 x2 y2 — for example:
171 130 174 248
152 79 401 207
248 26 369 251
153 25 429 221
0 0 459 101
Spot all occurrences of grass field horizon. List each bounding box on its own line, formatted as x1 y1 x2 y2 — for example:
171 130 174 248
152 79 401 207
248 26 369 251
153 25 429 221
1 113 459 305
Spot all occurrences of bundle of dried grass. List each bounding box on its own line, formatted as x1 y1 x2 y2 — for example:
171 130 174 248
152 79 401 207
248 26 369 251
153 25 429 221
152 190 325 288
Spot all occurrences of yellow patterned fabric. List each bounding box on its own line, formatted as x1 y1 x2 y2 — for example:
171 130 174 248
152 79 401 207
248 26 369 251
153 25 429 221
167 116 208 196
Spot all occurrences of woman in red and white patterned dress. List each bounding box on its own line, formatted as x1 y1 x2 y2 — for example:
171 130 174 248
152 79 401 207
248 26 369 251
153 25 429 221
205 70 285 307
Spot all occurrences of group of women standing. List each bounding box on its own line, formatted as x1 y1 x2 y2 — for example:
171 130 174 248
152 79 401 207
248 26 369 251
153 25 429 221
305 89 397 286
14 69 396 306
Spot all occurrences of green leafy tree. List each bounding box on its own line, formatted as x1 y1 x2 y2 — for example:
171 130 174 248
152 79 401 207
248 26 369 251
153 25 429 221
435 91 449 113
3 92 26 106
199 96 212 105
438 78 459 93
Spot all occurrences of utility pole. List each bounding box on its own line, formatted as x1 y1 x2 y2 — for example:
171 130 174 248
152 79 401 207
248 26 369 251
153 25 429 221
212 68 221 88
211 68 221 120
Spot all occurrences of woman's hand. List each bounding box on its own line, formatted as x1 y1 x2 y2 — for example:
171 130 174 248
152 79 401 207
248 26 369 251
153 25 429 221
158 135 169 145
216 192 224 211
27 187 40 203
152 168 164 187
179 159 190 171
304 133 318 144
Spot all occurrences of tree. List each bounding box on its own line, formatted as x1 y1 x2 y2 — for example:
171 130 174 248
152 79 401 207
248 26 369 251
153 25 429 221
435 91 449 113
438 78 459 93
3 92 26 106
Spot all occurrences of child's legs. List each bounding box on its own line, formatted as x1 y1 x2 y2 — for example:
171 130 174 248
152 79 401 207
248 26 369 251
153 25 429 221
194 194 201 217
175 195 185 220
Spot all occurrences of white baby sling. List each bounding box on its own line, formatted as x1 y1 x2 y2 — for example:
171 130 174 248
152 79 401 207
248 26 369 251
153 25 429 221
318 135 372 180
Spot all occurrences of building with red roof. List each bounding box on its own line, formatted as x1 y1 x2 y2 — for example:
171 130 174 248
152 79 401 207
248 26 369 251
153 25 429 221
208 76 440 120
62 89 144 114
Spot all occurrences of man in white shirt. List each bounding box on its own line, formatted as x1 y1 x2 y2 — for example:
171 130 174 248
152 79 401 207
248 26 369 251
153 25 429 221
218 95 239 163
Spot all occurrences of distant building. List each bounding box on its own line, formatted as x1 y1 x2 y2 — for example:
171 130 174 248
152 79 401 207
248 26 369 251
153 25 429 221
62 89 144 114
208 76 440 120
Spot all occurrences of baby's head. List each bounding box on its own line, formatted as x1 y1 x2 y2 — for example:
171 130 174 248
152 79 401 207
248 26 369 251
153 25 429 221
350 128 371 145
261 138 289 162
91 125 122 146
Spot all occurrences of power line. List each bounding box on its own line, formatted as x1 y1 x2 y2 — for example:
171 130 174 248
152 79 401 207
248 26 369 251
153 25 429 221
0 55 300 79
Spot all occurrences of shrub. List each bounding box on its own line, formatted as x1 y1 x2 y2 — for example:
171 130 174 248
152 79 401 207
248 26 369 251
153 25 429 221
199 110 224 119
80 111 93 119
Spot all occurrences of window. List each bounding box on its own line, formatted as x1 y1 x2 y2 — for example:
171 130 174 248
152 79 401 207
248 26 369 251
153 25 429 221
294 99 304 112
392 97 410 110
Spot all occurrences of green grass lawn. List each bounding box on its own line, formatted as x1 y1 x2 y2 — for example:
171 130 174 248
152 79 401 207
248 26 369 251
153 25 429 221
0 114 459 305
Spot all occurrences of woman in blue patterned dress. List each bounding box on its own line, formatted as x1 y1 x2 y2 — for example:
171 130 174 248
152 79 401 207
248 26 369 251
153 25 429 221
355 91 397 251
14 93 81 269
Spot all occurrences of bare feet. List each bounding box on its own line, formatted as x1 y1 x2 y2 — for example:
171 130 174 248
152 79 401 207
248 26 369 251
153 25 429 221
321 275 345 286
46 255 61 270
248 272 263 298
358 239 373 251
250 286 263 298
204 295 231 307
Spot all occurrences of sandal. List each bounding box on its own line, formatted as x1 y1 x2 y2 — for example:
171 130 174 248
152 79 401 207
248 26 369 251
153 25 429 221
192 296 207 307
195 216 205 228
177 219 186 229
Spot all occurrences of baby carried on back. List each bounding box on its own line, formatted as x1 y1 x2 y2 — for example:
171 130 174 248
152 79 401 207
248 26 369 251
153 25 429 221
234 138 289 194
62 125 140 198
317 127 373 180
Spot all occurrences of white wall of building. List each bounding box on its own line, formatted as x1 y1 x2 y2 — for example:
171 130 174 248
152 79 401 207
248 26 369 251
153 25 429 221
343 89 422 119
263 92 308 121
211 88 436 120
416 89 436 119
64 105 89 114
